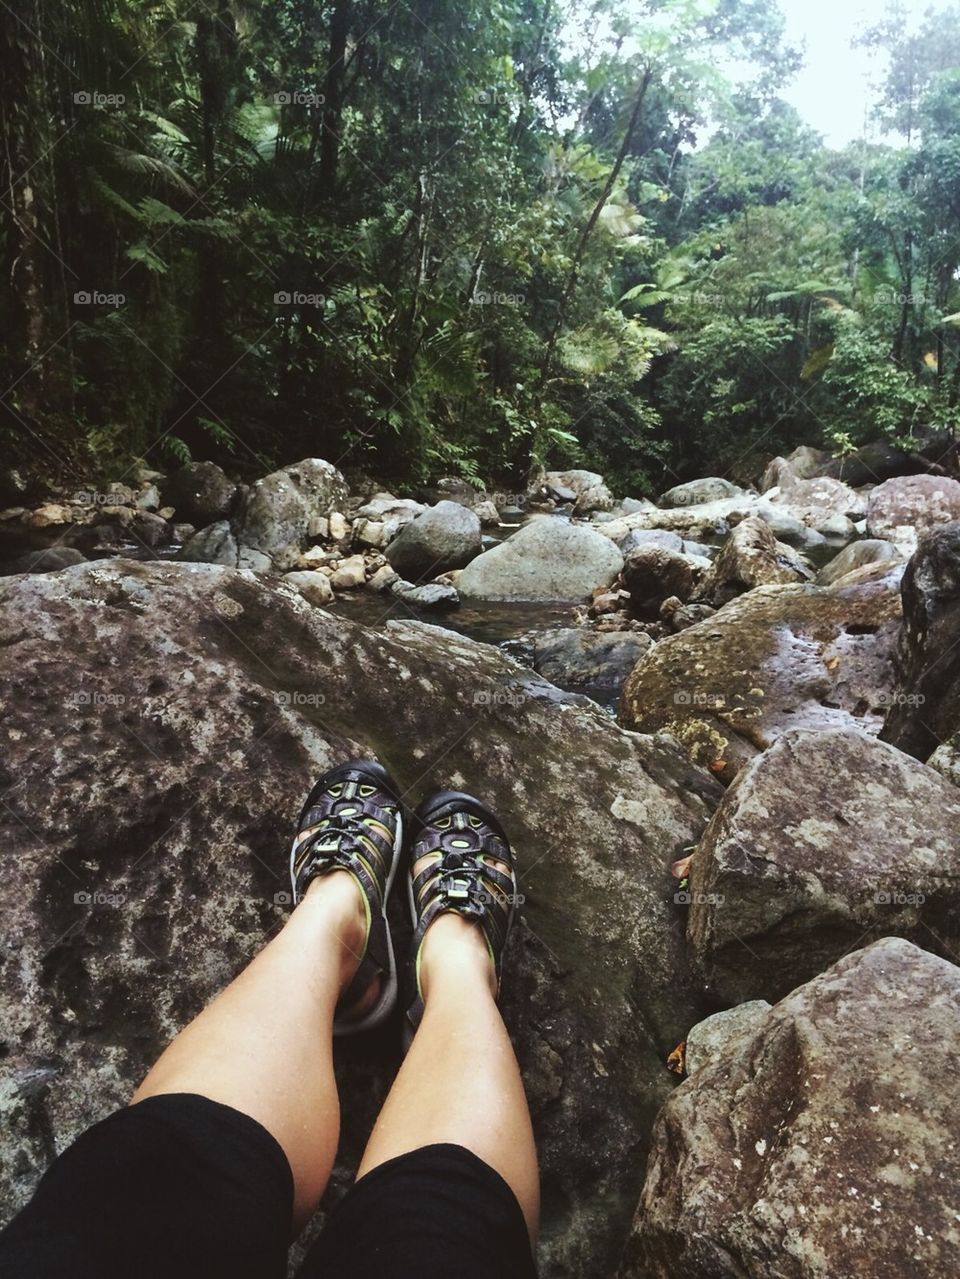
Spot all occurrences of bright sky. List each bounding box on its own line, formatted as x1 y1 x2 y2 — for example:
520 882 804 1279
778 0 953 147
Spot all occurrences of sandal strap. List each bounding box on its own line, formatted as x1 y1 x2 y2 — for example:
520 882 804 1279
406 807 517 1037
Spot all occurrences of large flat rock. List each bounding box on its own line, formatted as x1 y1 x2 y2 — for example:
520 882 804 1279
0 559 720 1278
620 569 903 781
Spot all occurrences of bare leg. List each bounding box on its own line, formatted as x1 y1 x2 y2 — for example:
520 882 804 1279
356 911 540 1245
133 872 367 1229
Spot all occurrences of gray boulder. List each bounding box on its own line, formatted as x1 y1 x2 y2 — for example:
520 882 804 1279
389 578 460 609
236 458 349 570
0 546 87 575
161 461 237 526
0 560 722 1278
686 727 960 1005
458 518 624 602
178 519 238 566
693 516 812 608
620 568 904 782
622 939 960 1279
866 474 960 544
660 478 745 508
618 528 684 555
541 470 615 514
281 570 334 607
816 538 903 586
531 628 653 697
621 545 697 617
385 500 481 581
353 496 425 543
683 1001 771 1076
881 521 960 761
768 473 865 518
760 446 832 491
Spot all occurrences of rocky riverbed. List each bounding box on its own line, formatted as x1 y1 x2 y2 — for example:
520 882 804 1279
2 445 960 1277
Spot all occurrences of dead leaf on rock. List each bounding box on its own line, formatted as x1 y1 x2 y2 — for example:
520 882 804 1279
667 1041 686 1075
671 855 693 879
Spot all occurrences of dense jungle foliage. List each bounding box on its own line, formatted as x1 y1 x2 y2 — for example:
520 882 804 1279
3 0 960 493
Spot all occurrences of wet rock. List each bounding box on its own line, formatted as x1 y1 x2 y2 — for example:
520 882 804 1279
929 735 960 788
620 569 903 779
881 521 960 761
661 478 746 507
178 519 238 566
693 516 812 608
161 461 237 526
530 628 653 695
0 546 87 576
683 1001 771 1075
385 501 481 581
236 458 349 571
458 518 624 602
768 473 866 519
354 517 387 548
368 564 399 592
329 554 367 590
866 475 960 544
0 559 722 1278
389 579 460 609
618 528 684 555
621 545 696 617
353 496 425 543
685 727 960 1005
816 539 903 586
541 469 614 514
622 939 960 1279
136 484 161 512
659 597 716 632
473 499 502 527
760 446 832 491
282 570 335 607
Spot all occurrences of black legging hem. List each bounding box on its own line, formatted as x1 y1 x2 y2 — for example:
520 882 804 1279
0 1093 537 1279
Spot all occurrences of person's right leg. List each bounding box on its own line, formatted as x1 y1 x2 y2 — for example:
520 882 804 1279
298 791 539 1279
357 912 539 1242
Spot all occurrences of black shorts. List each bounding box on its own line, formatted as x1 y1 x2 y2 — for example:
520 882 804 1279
0 1093 537 1279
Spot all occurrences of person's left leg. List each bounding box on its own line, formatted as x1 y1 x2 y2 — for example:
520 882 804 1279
0 871 369 1279
133 868 368 1227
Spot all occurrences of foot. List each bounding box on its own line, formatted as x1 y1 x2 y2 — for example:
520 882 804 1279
403 789 518 1046
290 759 404 1035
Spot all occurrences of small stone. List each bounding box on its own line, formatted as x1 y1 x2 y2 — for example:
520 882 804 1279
282 570 335 607
368 564 399 592
330 554 366 589
328 511 350 541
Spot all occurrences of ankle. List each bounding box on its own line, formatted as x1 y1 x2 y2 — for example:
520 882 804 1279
419 913 497 1002
301 870 368 986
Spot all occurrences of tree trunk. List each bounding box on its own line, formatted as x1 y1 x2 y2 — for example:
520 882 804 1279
539 66 653 386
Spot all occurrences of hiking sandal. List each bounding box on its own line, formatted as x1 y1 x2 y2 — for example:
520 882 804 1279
289 758 404 1036
404 789 518 1046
